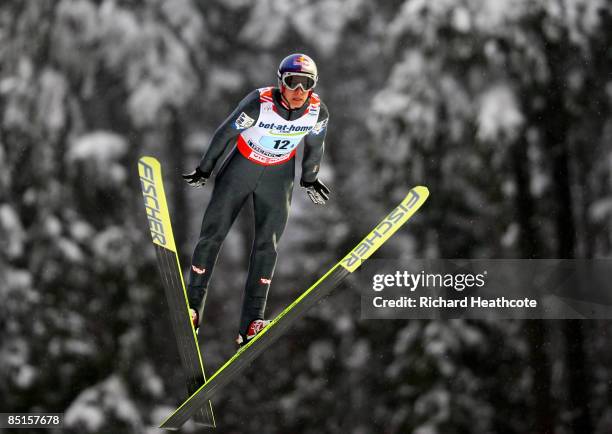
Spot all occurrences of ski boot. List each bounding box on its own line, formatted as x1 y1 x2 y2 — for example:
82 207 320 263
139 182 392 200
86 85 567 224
236 319 270 349
190 308 200 334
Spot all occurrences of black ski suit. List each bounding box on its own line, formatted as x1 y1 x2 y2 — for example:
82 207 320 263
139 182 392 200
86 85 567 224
187 87 329 335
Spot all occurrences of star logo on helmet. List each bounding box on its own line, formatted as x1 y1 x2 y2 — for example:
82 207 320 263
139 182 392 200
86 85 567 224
294 55 310 67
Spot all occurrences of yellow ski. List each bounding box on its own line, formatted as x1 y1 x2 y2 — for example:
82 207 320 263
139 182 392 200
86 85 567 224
138 156 216 428
160 185 429 430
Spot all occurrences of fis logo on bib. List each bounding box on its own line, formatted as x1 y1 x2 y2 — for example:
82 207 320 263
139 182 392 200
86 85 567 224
311 118 328 135
235 112 255 130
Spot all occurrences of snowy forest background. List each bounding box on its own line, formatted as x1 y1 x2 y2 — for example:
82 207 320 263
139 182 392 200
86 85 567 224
1 0 612 433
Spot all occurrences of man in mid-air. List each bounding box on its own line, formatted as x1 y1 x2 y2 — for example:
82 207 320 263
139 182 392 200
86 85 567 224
183 53 330 347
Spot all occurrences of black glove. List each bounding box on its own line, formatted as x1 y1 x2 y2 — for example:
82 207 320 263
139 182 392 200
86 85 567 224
182 167 209 188
300 179 330 205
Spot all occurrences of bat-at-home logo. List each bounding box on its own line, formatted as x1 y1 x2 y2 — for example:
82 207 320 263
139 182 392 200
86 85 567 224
341 189 421 272
139 160 168 247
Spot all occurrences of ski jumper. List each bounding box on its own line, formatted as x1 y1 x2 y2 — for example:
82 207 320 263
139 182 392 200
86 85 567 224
187 87 329 335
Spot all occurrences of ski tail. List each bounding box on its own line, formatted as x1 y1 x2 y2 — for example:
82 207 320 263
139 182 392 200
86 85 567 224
138 156 216 428
158 186 429 430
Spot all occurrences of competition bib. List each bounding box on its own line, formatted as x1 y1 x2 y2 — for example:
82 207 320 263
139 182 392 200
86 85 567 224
237 87 321 166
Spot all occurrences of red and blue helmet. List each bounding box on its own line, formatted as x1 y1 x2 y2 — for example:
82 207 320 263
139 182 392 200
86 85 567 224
277 53 318 92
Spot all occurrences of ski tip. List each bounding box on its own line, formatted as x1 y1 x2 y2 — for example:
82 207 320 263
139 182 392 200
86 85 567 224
339 186 429 273
411 185 430 198
138 155 159 168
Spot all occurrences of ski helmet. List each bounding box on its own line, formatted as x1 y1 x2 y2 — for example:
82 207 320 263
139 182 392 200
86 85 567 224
277 53 318 92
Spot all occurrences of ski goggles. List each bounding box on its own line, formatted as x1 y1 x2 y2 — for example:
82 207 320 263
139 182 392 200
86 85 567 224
281 72 317 91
